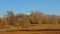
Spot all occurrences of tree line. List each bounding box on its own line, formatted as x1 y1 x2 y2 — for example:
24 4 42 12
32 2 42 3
0 11 60 29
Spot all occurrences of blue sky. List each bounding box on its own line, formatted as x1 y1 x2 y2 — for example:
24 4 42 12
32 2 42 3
0 0 60 15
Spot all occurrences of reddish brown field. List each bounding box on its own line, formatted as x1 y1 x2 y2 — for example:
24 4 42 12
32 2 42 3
0 24 60 34
0 31 60 34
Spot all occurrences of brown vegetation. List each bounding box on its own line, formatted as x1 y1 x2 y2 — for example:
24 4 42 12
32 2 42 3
0 11 60 29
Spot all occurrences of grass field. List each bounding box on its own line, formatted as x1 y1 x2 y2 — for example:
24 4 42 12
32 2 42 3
0 31 60 34
0 24 60 34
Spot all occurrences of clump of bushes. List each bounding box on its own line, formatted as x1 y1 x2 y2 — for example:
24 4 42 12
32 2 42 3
0 11 60 29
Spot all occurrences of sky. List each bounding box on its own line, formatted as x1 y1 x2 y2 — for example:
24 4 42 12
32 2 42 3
0 0 60 15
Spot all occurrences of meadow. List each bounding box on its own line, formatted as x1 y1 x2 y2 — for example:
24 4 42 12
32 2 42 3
0 11 60 34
